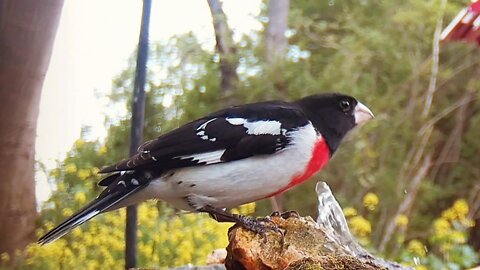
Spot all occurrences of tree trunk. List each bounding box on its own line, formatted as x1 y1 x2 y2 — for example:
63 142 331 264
0 0 64 255
265 0 290 212
266 0 290 65
207 0 238 99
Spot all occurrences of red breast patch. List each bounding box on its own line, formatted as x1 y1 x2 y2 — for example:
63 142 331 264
266 138 330 197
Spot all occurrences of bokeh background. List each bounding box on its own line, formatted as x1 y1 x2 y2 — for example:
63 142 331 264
1 0 480 269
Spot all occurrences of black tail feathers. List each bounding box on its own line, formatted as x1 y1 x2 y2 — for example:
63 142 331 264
38 172 145 245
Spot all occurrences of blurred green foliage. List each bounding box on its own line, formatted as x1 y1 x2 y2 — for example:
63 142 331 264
3 0 480 268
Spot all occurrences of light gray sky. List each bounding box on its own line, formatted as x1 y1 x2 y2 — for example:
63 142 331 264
35 0 261 202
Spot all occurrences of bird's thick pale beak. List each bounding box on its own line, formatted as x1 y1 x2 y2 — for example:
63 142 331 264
354 102 374 125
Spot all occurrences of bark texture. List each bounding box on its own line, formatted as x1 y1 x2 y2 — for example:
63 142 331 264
0 0 64 255
266 0 290 65
207 0 239 99
225 215 386 270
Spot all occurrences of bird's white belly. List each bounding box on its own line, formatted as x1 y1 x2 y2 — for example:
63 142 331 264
144 124 319 210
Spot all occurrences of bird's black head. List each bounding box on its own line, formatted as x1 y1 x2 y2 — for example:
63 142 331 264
295 93 374 155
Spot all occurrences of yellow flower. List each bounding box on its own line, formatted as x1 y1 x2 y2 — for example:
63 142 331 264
45 221 55 231
415 265 428 270
91 167 100 175
407 239 426 257
50 169 61 178
87 261 99 270
74 139 84 148
234 202 256 215
343 207 358 217
363 192 379 211
77 169 90 180
450 230 466 244
349 216 372 237
62 208 73 217
35 228 45 238
433 218 451 236
57 182 66 192
442 199 470 222
65 163 77 174
395 214 409 227
71 227 82 238
74 192 87 204
441 208 456 221
98 145 107 155
453 199 469 219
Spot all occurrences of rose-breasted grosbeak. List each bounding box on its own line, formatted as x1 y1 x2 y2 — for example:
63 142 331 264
39 93 373 244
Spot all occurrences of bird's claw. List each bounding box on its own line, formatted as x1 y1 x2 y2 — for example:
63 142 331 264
237 215 284 242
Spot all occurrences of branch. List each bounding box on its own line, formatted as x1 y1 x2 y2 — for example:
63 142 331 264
379 156 431 252
419 94 478 135
430 91 475 180
207 0 238 99
422 0 447 117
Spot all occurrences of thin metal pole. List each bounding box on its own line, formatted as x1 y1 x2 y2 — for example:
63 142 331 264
126 0 151 268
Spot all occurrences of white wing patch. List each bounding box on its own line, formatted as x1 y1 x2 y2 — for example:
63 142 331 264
196 118 218 142
177 149 226 164
244 120 282 135
197 118 216 130
196 117 285 142
225 117 245 125
226 118 283 135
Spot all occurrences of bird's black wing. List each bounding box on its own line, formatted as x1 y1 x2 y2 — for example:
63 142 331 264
99 101 310 174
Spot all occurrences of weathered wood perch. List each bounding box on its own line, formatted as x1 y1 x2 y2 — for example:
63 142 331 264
172 182 412 270
226 215 380 269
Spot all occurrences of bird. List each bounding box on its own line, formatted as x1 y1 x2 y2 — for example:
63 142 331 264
38 92 374 244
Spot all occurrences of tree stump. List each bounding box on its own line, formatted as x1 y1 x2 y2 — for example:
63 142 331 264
225 215 384 270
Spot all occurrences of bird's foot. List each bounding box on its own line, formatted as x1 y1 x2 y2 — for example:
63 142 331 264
249 216 282 233
236 215 284 242
197 205 284 241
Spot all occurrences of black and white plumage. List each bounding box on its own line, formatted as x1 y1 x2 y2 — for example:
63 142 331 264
38 93 374 244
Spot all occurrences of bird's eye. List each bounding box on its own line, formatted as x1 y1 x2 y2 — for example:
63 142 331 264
339 100 351 112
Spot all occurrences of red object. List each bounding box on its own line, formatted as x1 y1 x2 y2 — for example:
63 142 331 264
441 0 480 46
265 138 330 198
